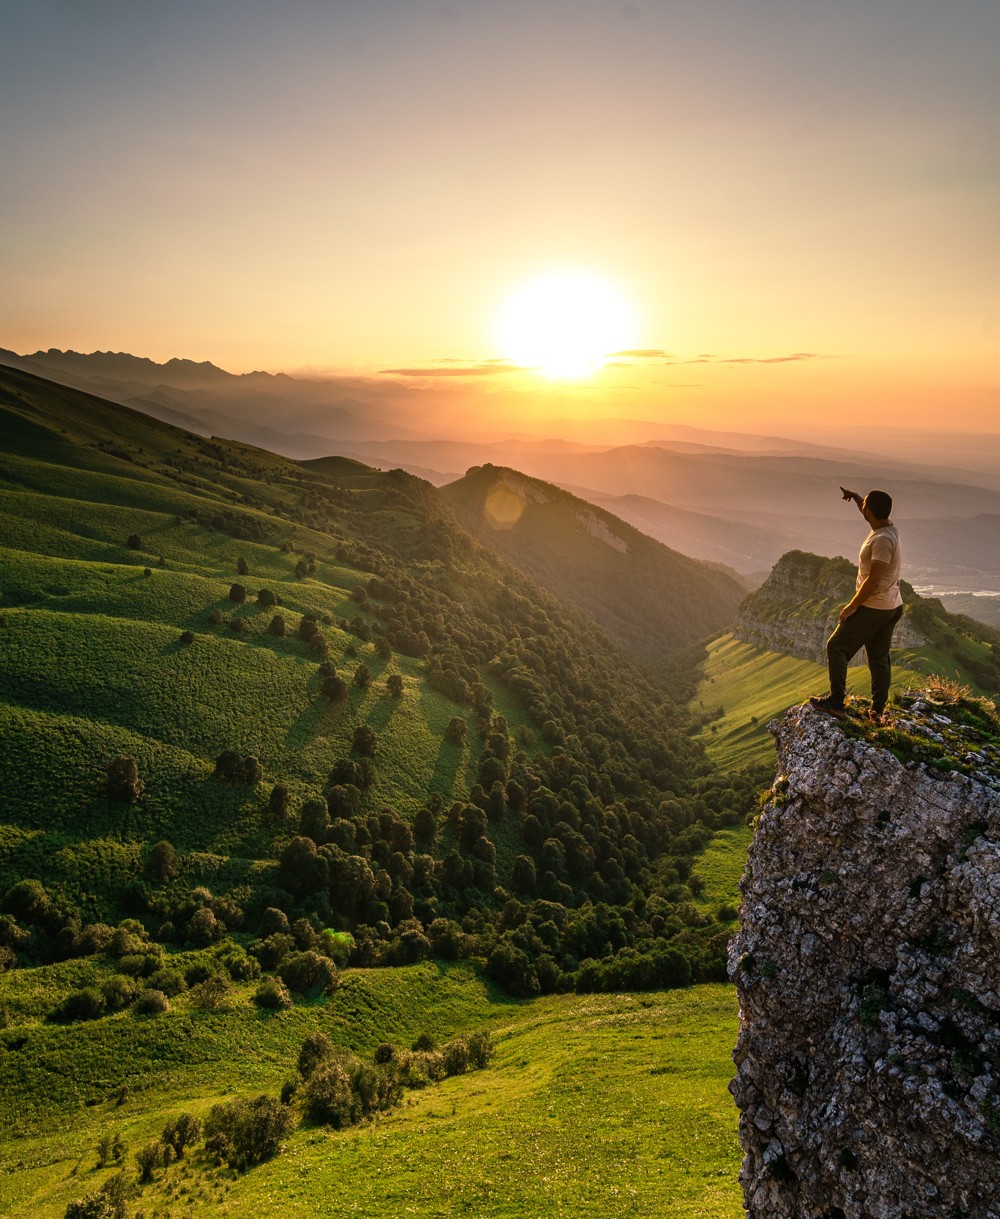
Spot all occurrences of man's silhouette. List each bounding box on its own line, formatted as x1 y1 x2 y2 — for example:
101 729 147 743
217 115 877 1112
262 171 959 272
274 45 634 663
811 488 903 721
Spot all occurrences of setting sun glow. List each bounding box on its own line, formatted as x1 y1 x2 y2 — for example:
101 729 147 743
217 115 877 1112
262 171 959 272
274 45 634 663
495 272 637 380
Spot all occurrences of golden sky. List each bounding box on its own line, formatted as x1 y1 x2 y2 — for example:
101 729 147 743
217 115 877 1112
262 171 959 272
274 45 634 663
1 0 998 433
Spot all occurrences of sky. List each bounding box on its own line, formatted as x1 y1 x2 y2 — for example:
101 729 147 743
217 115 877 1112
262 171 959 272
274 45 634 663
1 0 998 434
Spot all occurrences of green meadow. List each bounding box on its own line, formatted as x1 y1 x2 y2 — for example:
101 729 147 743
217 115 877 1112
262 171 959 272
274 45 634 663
694 633 925 770
0 962 742 1219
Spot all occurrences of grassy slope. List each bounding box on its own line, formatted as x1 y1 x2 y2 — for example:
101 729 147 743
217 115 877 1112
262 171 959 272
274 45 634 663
693 633 926 771
0 367 746 1217
0 967 741 1219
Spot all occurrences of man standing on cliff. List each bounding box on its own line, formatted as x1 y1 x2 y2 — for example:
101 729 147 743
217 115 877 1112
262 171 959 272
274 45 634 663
810 488 904 722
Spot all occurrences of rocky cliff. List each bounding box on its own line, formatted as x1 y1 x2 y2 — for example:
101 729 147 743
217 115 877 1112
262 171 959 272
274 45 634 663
730 696 1000 1219
734 550 924 663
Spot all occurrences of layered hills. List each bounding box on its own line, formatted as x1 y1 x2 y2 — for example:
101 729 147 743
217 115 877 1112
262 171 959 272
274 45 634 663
0 360 749 1009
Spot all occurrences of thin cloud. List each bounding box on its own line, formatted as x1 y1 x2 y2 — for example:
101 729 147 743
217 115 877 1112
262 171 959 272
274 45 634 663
719 352 820 365
379 360 525 377
608 349 823 366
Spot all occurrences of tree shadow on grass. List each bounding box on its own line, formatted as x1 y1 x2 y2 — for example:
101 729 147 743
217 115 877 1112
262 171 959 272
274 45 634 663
427 738 464 804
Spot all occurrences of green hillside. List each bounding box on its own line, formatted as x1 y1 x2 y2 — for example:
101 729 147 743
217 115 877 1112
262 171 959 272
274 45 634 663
0 961 741 1219
0 361 755 1095
442 463 746 662
693 633 926 770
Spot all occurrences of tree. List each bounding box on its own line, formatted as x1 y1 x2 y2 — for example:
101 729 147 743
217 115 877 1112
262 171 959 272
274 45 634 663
237 556 250 575
126 534 143 549
413 806 436 846
445 717 467 746
387 673 404 698
268 613 286 636
146 840 179 884
300 798 329 842
229 583 247 603
179 629 195 645
268 783 290 822
321 675 349 704
104 755 144 803
354 663 372 688
352 725 378 756
257 587 277 607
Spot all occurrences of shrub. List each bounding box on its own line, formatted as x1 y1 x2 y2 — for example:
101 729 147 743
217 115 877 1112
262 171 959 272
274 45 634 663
220 946 259 982
300 797 330 841
192 973 231 1009
280 950 338 995
387 673 404 698
104 755 144 803
126 534 143 549
179 629 195 645
187 906 222 946
209 608 224 624
268 613 286 636
229 583 247 603
257 587 277 607
146 967 186 996
135 1138 162 1183
49 987 106 1023
101 975 138 1011
204 1095 295 1169
237 556 250 575
3 878 51 924
254 977 293 1010
162 1112 201 1158
354 663 372 688
134 989 169 1016
268 783 290 822
298 1031 336 1079
352 725 378 756
301 1057 400 1129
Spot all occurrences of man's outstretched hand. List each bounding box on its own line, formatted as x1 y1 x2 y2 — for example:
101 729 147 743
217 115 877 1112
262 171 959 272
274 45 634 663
840 486 861 505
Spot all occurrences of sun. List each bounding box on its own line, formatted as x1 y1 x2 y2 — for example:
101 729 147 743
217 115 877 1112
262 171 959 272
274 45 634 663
495 271 637 379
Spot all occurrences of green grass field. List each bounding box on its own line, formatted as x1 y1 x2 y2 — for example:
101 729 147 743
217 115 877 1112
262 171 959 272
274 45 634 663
693 633 924 770
0 965 742 1219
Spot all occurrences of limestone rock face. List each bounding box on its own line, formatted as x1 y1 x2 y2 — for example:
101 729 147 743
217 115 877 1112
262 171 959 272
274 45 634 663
730 704 1000 1219
734 551 924 664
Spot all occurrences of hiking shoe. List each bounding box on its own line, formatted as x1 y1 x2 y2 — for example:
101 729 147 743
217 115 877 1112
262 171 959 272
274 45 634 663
809 695 845 717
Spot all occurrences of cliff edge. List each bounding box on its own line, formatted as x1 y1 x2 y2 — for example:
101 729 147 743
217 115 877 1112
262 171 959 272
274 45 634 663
730 696 1000 1219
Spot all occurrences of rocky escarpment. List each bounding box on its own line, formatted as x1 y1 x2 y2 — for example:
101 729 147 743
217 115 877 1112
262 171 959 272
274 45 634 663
734 550 924 663
730 699 1000 1219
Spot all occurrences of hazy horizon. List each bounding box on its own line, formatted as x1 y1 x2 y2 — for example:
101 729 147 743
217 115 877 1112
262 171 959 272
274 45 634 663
2 0 998 437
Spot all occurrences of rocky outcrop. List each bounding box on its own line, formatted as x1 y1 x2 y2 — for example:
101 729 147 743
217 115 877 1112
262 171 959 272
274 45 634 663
730 701 1000 1219
734 550 924 663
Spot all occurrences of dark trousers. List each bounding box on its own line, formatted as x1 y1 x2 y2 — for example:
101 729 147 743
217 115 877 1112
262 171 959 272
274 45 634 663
826 605 904 712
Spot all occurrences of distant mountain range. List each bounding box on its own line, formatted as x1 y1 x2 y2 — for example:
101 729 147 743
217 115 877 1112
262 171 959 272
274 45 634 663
3 345 999 598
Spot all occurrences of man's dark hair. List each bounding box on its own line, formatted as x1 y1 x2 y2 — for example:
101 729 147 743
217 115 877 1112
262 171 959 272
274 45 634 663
864 490 892 519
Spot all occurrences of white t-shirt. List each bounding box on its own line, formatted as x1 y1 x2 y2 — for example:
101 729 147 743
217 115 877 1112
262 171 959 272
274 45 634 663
857 524 902 610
